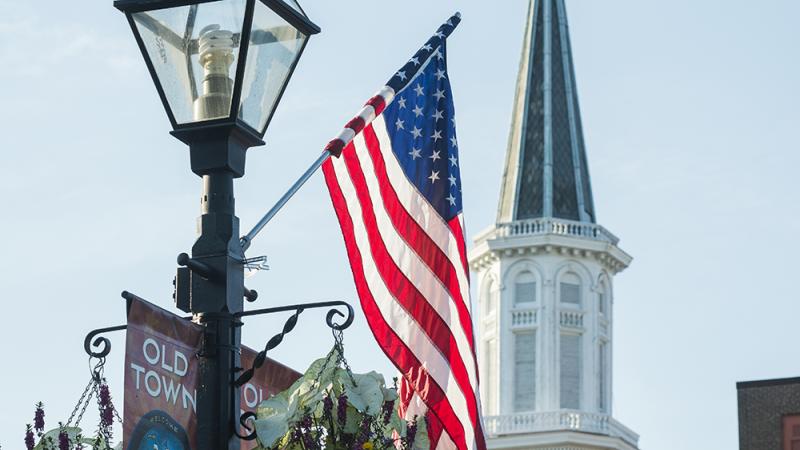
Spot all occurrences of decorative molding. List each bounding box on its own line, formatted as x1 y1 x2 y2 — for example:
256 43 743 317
483 411 639 447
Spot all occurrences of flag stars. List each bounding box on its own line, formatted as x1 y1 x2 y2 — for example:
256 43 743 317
385 50 461 218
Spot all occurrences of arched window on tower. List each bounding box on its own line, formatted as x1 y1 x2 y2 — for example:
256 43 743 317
560 333 581 409
514 271 536 306
560 272 582 306
598 340 608 413
559 272 583 410
485 279 497 317
514 332 536 411
598 281 607 316
483 338 498 415
481 279 499 415
512 271 537 412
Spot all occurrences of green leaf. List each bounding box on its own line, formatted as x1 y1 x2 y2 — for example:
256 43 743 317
411 418 429 450
253 414 289 448
343 371 384 415
34 427 83 450
343 405 363 434
385 409 406 438
254 395 293 448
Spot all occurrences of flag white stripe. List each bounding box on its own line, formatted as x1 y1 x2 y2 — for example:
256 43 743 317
330 155 477 450
372 116 472 314
352 133 479 391
436 428 457 450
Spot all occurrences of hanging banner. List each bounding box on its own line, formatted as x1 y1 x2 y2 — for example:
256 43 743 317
123 296 300 450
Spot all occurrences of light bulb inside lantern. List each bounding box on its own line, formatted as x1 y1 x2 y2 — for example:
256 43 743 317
193 24 236 121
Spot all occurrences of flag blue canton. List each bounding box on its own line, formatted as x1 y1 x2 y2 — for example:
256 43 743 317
382 46 462 222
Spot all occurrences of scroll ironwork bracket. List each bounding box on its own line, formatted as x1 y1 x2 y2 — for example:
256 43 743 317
233 300 355 387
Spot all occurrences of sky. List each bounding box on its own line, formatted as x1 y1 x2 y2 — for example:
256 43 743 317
1 0 799 449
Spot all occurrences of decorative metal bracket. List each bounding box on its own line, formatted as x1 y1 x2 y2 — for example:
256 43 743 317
84 324 127 359
82 294 354 376
233 300 354 387
231 300 354 442
82 292 355 443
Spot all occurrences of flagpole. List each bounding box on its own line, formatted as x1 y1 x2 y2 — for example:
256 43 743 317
240 150 331 251
240 12 462 252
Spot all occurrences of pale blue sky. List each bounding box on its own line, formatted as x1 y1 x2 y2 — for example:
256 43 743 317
1 1 799 449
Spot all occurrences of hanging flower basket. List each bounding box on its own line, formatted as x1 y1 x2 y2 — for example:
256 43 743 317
23 362 122 450
252 345 428 450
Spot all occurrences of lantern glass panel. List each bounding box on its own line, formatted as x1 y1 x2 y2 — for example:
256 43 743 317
238 1 307 133
132 0 246 124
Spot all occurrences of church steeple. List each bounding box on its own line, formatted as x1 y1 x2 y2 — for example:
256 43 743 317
470 3 638 448
497 0 595 224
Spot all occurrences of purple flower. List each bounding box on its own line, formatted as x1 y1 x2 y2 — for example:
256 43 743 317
25 425 35 450
302 430 317 450
58 429 70 450
382 400 395 425
300 414 313 430
323 395 334 420
406 419 418 446
337 394 348 427
291 424 304 444
99 384 114 428
99 384 111 406
34 403 45 433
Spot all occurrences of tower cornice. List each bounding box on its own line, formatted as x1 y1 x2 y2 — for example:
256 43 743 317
468 218 632 275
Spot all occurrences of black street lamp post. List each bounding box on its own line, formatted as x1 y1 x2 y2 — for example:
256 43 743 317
112 1 320 449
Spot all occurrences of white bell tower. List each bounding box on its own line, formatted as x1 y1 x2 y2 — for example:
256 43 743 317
469 1 640 449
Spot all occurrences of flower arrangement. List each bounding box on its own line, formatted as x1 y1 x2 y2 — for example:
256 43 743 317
252 346 428 450
23 380 121 450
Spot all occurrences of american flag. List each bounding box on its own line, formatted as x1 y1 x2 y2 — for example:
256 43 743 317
321 14 486 450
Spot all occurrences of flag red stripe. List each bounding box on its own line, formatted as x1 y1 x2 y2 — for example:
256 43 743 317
368 117 473 338
362 125 476 352
447 216 470 281
337 142 481 431
322 160 468 450
427 411 445 449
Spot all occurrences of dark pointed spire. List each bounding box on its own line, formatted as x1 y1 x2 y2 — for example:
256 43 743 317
497 0 596 224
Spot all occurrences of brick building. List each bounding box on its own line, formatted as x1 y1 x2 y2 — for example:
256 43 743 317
737 377 800 450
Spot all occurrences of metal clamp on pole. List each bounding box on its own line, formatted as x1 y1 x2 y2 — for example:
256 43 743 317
176 253 258 306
